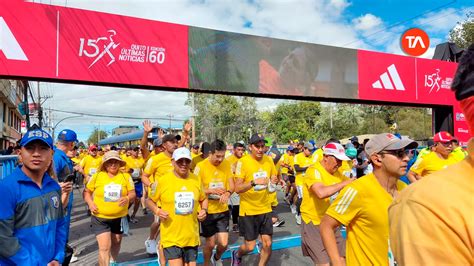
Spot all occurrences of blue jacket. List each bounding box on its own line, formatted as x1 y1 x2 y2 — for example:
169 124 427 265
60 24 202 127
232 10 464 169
53 147 74 239
0 167 67 265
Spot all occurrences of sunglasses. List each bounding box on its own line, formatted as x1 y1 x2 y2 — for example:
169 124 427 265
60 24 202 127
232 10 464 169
438 142 453 147
379 149 408 159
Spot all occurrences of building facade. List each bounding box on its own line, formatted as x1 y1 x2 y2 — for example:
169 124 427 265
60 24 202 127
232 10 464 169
0 80 26 150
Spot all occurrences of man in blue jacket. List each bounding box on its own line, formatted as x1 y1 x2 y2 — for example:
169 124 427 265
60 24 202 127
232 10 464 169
0 126 67 265
54 129 78 265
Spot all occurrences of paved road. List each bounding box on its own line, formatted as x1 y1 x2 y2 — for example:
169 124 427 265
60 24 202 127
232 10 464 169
68 188 314 265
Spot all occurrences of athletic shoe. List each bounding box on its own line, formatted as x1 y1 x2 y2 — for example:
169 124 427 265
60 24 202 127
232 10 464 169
256 240 262 254
290 204 297 214
70 254 78 263
295 214 302 225
273 219 285 227
210 251 223 266
231 249 242 266
232 224 239 233
145 238 157 255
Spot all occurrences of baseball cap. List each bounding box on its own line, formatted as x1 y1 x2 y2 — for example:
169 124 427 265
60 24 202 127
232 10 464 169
89 145 98 151
264 137 272 147
433 131 454 143
102 150 126 167
57 129 78 142
249 133 265 144
162 134 177 143
350 136 359 143
153 138 163 147
287 145 295 151
192 144 200 149
365 133 418 156
20 128 53 149
345 147 358 158
172 147 192 161
304 142 314 150
201 142 211 154
323 142 350 160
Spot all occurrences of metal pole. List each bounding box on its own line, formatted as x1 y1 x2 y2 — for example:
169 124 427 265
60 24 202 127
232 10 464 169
37 82 42 127
191 93 195 145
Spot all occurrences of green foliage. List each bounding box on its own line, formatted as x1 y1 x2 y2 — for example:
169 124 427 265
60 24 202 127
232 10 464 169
87 128 108 145
449 11 474 49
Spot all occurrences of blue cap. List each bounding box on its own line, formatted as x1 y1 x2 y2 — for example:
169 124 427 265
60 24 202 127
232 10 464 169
57 129 78 142
20 128 53 149
287 145 295 151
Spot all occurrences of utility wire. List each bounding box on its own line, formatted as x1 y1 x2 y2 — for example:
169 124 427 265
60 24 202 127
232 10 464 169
342 0 457 47
50 108 189 121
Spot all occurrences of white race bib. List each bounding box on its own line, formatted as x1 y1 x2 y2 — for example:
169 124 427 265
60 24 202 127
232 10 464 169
175 192 194 215
104 183 122 202
131 168 141 179
253 171 267 191
89 168 97 175
209 182 224 200
296 185 303 199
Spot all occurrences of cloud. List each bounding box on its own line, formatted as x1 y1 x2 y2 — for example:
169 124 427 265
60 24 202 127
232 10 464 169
353 14 383 32
414 7 471 34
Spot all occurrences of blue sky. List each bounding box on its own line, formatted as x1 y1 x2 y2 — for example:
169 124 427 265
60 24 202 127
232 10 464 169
39 0 472 142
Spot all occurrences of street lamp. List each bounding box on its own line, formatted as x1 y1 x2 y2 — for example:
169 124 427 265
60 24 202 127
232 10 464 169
52 115 83 141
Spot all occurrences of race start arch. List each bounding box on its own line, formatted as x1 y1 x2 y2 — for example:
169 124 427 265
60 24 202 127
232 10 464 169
0 1 470 144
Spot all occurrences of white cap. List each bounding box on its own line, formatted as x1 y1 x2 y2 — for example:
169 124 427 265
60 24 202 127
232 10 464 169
172 147 192 161
323 142 350 161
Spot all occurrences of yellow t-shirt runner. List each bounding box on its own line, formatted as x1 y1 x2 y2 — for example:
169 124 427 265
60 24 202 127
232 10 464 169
80 155 103 182
312 148 324 163
278 153 294 175
301 163 349 225
124 156 145 182
149 171 205 248
410 151 460 177
294 152 313 197
235 155 277 216
194 158 232 214
86 171 134 219
326 173 407 266
143 152 173 184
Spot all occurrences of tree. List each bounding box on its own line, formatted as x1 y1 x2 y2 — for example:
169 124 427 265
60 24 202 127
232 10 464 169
395 108 432 140
87 128 108 145
449 11 474 49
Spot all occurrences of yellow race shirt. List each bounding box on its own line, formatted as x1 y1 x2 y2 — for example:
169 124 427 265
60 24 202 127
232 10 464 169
143 152 173 184
452 146 467 161
191 155 205 172
194 159 231 214
150 171 205 248
301 163 348 225
278 153 294 175
226 154 240 175
80 155 103 178
338 159 354 178
191 151 200 159
86 171 134 219
326 173 407 266
235 155 277 216
389 140 474 265
410 151 460 177
312 148 324 163
125 156 145 182
294 152 313 196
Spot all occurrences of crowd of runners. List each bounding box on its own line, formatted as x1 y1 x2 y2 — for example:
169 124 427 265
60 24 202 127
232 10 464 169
0 44 473 266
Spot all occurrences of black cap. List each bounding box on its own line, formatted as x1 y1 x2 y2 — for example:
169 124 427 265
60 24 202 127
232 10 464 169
192 144 200 149
350 136 359 143
249 133 265 144
201 142 211 154
162 134 177 143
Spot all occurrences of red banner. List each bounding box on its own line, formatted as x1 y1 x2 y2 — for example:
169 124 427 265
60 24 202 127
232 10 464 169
416 58 457 105
0 1 188 88
358 50 417 104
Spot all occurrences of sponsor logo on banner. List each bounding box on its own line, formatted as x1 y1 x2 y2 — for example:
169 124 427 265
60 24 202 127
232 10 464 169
457 128 469 134
371 64 405 91
424 68 452 93
455 112 465 122
78 30 166 69
0 17 28 61
401 28 430 57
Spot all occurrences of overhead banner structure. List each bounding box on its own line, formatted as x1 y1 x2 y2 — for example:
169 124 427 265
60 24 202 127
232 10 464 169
0 1 470 143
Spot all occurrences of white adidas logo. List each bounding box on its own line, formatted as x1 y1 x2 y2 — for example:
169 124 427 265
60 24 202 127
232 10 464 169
372 64 405 91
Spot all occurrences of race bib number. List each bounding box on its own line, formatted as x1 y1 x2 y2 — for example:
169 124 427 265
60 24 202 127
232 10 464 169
209 182 224 200
104 183 122 202
253 171 268 191
131 168 141 179
89 168 97 175
175 192 194 215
